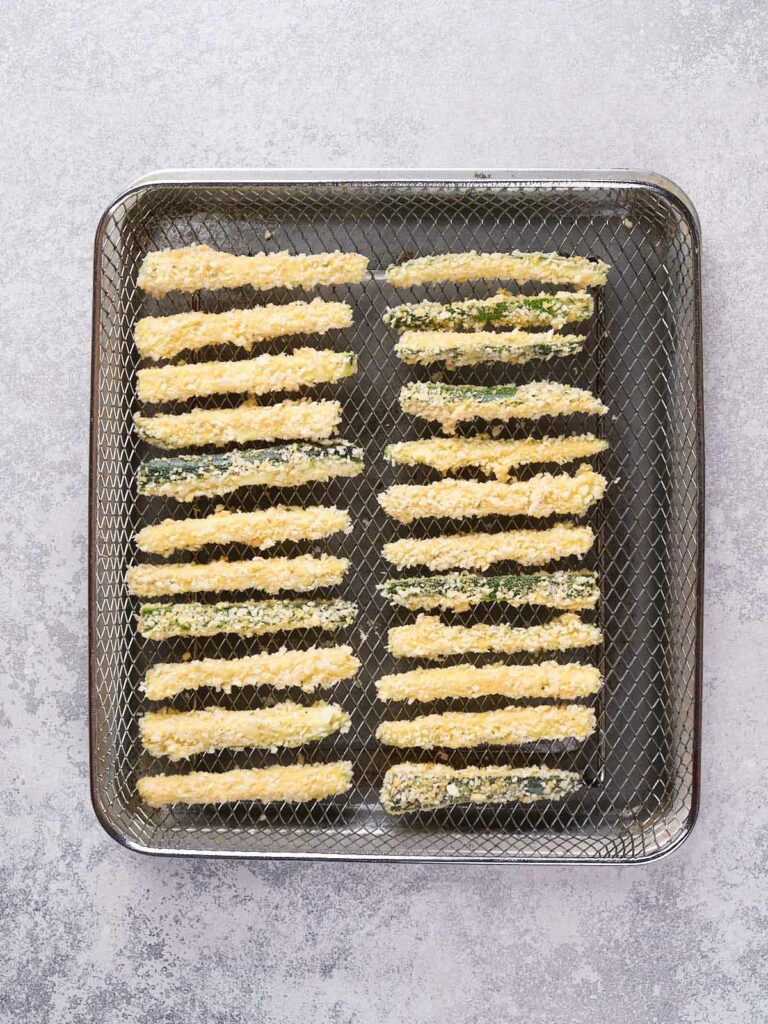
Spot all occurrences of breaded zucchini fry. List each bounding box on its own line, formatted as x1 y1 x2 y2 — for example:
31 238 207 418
137 245 368 297
134 399 340 449
139 761 353 807
380 763 582 813
378 465 606 523
382 525 594 570
384 434 607 479
138 598 357 640
383 290 594 332
135 299 353 361
138 441 364 500
395 330 585 368
379 570 599 612
143 645 361 700
385 250 609 288
136 505 351 557
127 554 349 598
400 381 606 432
376 704 596 749
376 661 602 702
137 348 357 404
141 702 350 760
388 612 602 659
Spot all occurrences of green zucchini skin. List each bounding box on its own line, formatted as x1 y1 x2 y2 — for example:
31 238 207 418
138 440 365 499
380 763 583 814
378 570 599 611
383 291 594 332
138 598 357 640
395 332 584 368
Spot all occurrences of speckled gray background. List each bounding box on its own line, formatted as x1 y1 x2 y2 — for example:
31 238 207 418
2 0 766 1020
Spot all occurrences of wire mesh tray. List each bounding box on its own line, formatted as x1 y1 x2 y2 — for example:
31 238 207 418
90 170 703 862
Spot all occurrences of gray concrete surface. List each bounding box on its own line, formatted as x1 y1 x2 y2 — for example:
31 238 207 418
2 1 766 1021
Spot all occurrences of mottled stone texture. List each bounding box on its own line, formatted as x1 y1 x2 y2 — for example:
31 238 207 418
1 0 766 1021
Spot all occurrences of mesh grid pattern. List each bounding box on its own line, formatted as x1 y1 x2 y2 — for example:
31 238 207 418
90 178 702 861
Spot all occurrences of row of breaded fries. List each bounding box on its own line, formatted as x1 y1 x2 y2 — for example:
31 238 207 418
130 244 609 815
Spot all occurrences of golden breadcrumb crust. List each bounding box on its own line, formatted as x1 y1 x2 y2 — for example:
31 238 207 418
136 505 351 557
137 348 356 404
388 612 603 659
134 399 340 449
126 554 349 597
143 645 360 700
376 703 596 749
137 245 368 297
378 465 607 523
376 660 602 702
141 702 350 760
139 761 353 806
382 524 594 570
385 250 609 288
135 298 353 360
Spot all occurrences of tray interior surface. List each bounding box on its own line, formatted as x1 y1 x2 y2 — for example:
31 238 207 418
91 178 700 861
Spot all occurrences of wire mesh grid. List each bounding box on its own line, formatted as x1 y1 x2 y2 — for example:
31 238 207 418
90 176 702 861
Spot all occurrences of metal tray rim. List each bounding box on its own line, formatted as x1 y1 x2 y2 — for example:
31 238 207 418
89 169 704 864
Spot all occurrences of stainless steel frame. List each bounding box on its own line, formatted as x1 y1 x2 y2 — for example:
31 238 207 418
90 170 703 862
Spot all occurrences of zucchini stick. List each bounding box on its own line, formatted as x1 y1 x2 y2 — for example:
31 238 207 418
400 381 607 432
385 250 609 288
395 330 585 368
376 704 596 749
379 570 599 612
135 298 353 360
376 661 602 702
140 702 350 760
378 465 606 523
388 612 603 659
139 761 353 807
137 441 364 500
382 525 595 570
138 245 368 298
143 645 361 700
138 598 357 640
380 763 582 814
383 290 594 332
136 505 351 557
384 434 608 480
137 348 357 404
134 399 340 449
127 554 349 598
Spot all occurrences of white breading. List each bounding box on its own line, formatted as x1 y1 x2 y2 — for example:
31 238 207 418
136 506 351 557
140 702 350 761
126 554 349 598
135 298 353 360
385 250 610 288
137 348 357 404
138 762 354 807
378 465 607 523
382 525 595 570
134 399 341 449
376 704 596 749
400 381 607 432
138 598 357 640
376 661 602 702
388 612 603 659
137 245 369 297
395 330 585 368
384 434 608 480
143 645 361 700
